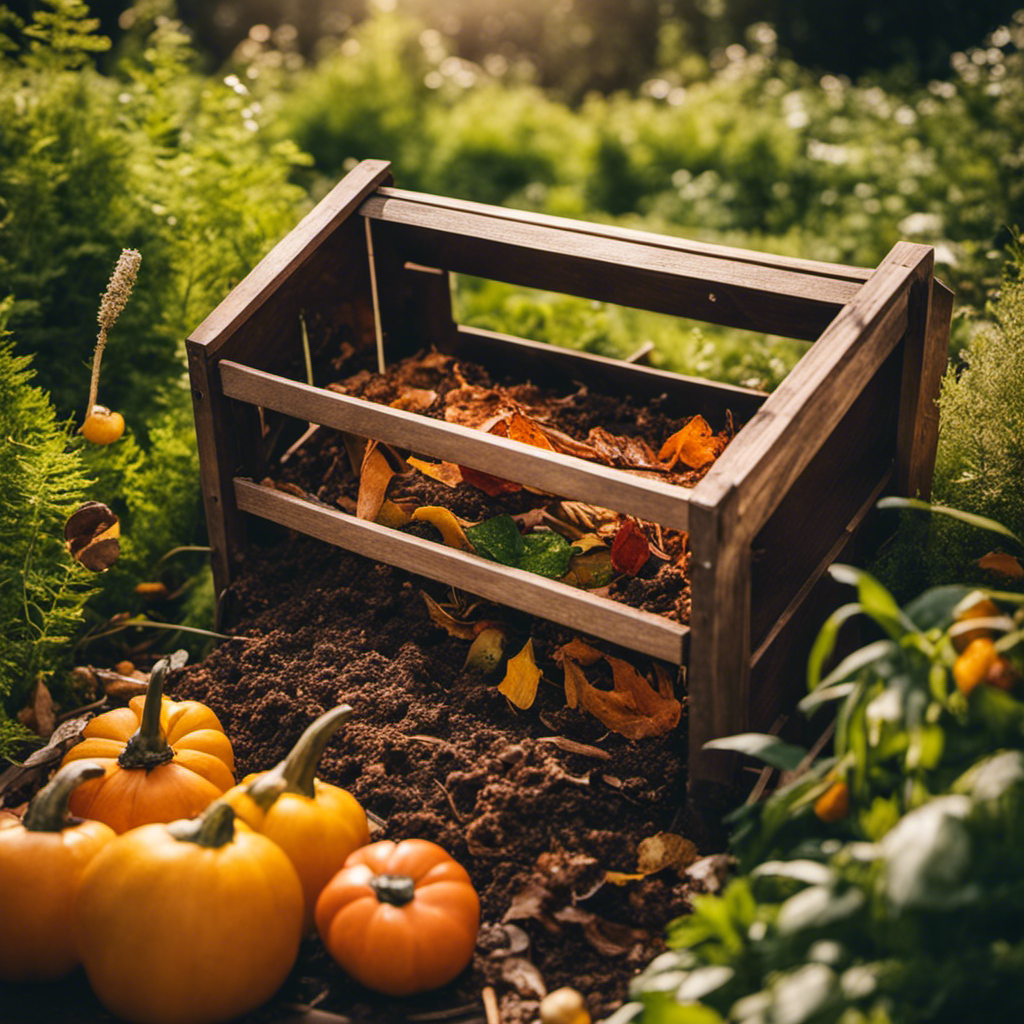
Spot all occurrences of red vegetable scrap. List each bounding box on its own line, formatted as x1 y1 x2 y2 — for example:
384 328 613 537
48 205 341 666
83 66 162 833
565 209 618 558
610 519 652 575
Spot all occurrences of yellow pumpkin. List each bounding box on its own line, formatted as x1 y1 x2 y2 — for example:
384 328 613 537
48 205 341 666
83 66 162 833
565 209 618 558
0 761 116 981
222 704 369 929
75 801 304 1024
61 655 234 833
316 838 480 995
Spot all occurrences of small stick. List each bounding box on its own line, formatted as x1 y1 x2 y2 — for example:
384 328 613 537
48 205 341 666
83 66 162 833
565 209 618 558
482 986 501 1024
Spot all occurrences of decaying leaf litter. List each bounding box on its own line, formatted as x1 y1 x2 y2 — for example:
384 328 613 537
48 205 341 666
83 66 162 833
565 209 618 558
153 535 715 1024
267 349 735 626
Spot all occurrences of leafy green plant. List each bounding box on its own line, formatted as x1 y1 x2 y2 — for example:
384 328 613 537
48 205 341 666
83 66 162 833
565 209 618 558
0 304 96 758
630 502 1024 1024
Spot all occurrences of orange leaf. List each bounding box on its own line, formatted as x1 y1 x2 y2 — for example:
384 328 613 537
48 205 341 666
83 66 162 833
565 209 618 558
553 639 605 667
498 638 542 709
458 465 522 496
408 457 464 488
658 415 725 470
977 552 1024 579
410 506 475 550
611 519 651 575
503 411 556 451
356 441 394 521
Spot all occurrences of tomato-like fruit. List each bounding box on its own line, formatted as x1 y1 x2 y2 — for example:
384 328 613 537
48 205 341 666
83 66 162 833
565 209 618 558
316 839 480 996
813 778 850 823
81 405 125 445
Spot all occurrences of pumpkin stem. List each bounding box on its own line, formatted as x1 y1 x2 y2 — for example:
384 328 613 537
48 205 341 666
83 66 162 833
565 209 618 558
117 657 174 771
167 800 236 848
370 874 416 907
244 704 354 811
22 761 106 832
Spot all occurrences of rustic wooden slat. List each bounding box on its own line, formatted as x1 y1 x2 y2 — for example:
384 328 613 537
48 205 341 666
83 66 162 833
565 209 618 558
371 186 875 285
218 361 695 532
449 324 767 423
190 159 393 354
896 276 953 498
691 256 917 536
234 479 689 664
361 197 862 340
686 491 750 785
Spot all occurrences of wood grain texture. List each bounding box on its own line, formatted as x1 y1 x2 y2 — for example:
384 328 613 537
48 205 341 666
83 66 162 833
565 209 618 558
218 360 696 531
190 159 393 355
362 199 862 340
234 478 689 663
691 256 916 536
369 187 875 283
450 324 767 423
896 276 953 498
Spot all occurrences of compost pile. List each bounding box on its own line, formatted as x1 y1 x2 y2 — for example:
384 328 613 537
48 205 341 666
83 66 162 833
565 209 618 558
167 533 705 1024
264 349 736 625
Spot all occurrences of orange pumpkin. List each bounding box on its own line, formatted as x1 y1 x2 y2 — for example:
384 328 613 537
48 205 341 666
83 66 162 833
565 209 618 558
222 704 369 929
315 839 480 996
60 656 234 833
0 761 116 981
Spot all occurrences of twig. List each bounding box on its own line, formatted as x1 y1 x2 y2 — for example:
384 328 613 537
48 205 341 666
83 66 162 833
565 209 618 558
434 778 469 823
482 987 501 1024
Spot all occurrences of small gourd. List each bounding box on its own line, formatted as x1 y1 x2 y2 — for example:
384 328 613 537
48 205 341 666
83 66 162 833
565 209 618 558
60 656 234 833
81 405 125 445
222 704 369 929
316 838 480 996
0 761 116 981
75 801 304 1024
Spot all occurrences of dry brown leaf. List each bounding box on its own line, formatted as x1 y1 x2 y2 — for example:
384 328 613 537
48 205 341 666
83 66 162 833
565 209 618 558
585 427 665 471
17 678 56 739
407 457 464 488
340 432 368 475
389 387 438 412
977 551 1024 579
421 592 478 641
537 736 612 760
410 506 474 550
444 385 513 427
64 501 120 572
503 880 552 924
498 639 542 709
458 465 522 496
553 639 605 667
552 906 649 957
501 957 547 1000
356 441 395 521
658 415 727 470
503 411 557 451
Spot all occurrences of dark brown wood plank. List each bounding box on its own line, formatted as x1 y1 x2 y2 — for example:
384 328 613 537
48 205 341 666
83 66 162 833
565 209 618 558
686 490 751 785
896 275 953 498
190 159 393 355
360 198 862 340
234 479 689 663
692 255 916 536
371 186 875 285
219 361 696 531
449 325 767 424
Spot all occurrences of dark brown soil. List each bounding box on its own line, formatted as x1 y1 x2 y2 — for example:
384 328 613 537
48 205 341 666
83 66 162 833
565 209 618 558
164 534 701 1024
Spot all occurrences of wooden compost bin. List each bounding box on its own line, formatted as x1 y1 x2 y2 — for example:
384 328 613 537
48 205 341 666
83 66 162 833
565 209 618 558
186 158 953 787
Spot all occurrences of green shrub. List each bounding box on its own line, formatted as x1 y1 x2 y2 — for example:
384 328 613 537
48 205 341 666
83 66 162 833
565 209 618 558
0 302 95 758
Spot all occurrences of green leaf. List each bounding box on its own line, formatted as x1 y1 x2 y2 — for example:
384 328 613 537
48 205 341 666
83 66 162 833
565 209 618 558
807 603 862 690
465 513 524 563
877 497 1024 550
519 530 579 579
904 585 974 631
703 732 808 770
818 639 897 691
829 564 910 640
798 682 857 715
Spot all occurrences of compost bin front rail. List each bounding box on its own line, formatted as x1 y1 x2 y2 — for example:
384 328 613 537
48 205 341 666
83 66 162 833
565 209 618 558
186 158 953 786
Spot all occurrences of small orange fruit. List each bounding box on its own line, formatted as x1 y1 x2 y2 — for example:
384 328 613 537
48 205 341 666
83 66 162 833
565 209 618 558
813 779 850 823
81 406 125 445
953 637 1000 696
952 597 1001 652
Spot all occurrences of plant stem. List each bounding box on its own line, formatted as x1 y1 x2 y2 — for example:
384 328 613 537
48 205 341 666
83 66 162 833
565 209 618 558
117 657 174 770
167 801 236 848
22 761 105 832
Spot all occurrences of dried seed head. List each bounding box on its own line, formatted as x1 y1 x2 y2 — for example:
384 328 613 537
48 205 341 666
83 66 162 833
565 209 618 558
97 248 142 330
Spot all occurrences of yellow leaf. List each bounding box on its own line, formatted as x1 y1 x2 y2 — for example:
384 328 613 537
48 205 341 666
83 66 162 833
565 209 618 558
637 832 699 875
356 441 394 521
408 457 464 488
375 499 412 528
465 627 507 674
410 506 475 551
498 638 542 709
604 871 647 886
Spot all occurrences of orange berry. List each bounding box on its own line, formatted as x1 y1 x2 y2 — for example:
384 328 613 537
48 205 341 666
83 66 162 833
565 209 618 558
953 637 1000 696
114 660 135 676
81 406 125 445
985 656 1019 692
952 598 1000 652
813 779 850 823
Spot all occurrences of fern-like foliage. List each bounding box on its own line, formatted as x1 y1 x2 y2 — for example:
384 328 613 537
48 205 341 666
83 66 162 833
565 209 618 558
0 303 96 758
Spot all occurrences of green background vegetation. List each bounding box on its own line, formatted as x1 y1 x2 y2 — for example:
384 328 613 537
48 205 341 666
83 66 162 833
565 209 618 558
1 0 1022 754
